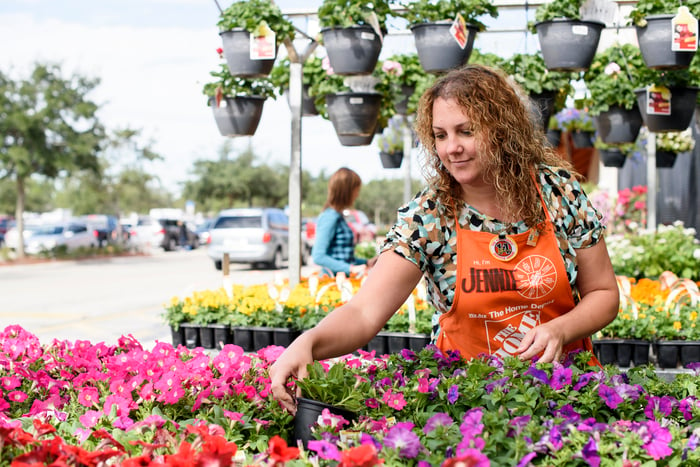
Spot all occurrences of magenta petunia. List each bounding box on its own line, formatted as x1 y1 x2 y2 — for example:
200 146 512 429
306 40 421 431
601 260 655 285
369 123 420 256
447 384 459 404
581 437 600 467
550 366 572 390
77 386 100 407
7 390 27 403
383 421 422 459
383 390 407 410
642 421 673 460
599 383 624 409
423 412 453 434
308 439 342 461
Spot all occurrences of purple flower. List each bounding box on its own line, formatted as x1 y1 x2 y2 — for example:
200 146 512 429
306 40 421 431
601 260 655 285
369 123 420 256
423 412 453 434
447 384 459 404
308 440 341 461
383 421 422 459
614 383 642 401
516 452 538 467
460 408 484 440
573 372 594 391
508 415 531 437
552 403 581 422
598 383 624 409
485 376 509 394
644 395 676 419
399 348 416 361
581 437 600 467
550 366 572 390
642 421 673 460
524 366 550 384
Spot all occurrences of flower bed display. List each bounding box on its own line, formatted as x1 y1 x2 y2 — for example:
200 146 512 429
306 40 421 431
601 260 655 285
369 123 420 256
163 274 435 351
2 325 700 465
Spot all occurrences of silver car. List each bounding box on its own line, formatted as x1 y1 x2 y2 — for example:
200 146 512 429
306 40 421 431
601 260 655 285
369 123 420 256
207 208 289 270
25 221 96 255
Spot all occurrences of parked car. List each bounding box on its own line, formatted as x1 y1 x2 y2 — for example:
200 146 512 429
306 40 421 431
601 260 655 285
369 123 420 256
4 221 42 251
122 216 159 251
207 207 289 270
300 217 316 266
344 209 377 243
195 218 214 245
82 214 119 248
24 221 97 255
154 218 199 252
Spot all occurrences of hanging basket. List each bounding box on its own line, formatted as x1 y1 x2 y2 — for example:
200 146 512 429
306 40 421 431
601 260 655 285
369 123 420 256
635 86 699 132
337 133 375 146
656 150 679 168
219 29 276 78
594 105 643 144
326 92 382 137
321 26 382 75
284 85 319 116
409 22 478 74
546 129 562 148
598 148 627 168
636 15 696 69
529 90 557 132
394 85 415 115
379 151 403 169
210 96 266 137
571 130 594 148
534 19 605 71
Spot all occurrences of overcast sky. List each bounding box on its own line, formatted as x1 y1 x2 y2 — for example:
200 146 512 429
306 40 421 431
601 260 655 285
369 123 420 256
0 0 428 197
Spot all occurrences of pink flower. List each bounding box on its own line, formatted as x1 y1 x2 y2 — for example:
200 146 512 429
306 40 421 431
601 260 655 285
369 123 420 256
642 421 673 460
7 390 27 403
381 60 403 76
322 56 335 75
77 386 100 407
604 62 621 75
79 410 103 429
383 390 407 410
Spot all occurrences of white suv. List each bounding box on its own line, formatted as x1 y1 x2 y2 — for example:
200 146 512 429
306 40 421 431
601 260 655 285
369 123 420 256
207 208 289 270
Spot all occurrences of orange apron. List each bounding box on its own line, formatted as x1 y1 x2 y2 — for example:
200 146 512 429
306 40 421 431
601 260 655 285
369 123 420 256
436 188 598 364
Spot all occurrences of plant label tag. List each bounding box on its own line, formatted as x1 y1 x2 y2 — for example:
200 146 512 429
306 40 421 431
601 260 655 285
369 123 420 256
250 21 276 60
367 12 383 42
450 13 469 49
571 24 589 36
672 6 698 51
646 85 671 116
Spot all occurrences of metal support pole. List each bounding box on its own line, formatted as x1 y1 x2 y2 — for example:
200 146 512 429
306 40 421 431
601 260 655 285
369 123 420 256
288 61 303 287
402 116 413 204
647 132 657 230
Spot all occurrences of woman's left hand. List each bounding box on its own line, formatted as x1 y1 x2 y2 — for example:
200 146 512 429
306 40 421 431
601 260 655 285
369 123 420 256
515 322 565 363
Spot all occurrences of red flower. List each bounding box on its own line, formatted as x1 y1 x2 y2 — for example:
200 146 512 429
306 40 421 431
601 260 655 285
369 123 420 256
339 443 383 467
268 435 300 464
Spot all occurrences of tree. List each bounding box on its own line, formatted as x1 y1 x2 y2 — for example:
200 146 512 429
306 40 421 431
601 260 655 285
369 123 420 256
0 63 105 258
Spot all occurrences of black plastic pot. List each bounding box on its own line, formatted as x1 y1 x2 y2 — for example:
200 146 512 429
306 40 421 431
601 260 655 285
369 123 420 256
180 323 200 349
326 92 382 137
635 86 699 132
365 333 388 354
546 129 562 148
679 342 700 367
294 398 357 447
321 26 382 75
251 326 274 350
655 341 681 369
337 133 375 146
656 150 678 168
529 91 557 133
534 19 605 71
209 324 232 348
379 151 403 169
272 328 300 347
636 15 695 69
633 340 651 366
571 130 594 148
199 325 215 349
598 148 627 168
210 96 266 137
170 325 185 348
219 29 276 77
410 22 478 74
595 339 620 365
394 85 415 115
232 326 254 352
594 106 643 144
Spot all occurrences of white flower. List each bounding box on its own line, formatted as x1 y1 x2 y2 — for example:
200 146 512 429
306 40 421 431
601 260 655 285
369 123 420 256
604 62 621 75
694 248 700 260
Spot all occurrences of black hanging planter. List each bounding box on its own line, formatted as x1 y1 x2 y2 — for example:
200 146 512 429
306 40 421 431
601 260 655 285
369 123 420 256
636 15 696 69
594 105 643 144
635 87 700 132
534 19 605 71
571 130 594 148
546 129 562 147
529 91 557 133
394 85 415 115
656 150 679 168
294 398 357 447
210 96 266 137
598 148 627 168
219 29 276 77
409 22 478 74
321 26 382 75
326 92 382 137
379 151 403 169
337 133 375 146
285 85 319 116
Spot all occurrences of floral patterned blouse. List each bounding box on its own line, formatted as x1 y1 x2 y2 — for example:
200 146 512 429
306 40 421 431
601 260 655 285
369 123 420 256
381 165 605 336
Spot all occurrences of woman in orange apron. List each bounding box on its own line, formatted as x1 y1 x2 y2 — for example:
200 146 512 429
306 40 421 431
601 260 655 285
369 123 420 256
270 65 618 415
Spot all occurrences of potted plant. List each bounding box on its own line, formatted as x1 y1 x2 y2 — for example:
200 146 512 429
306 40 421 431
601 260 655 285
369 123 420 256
502 52 576 132
553 105 596 148
593 137 637 168
216 0 296 77
651 128 696 168
635 66 700 132
376 116 407 169
396 0 499 73
316 0 393 75
627 0 698 69
374 52 431 116
308 57 382 145
202 53 277 137
270 55 326 116
532 0 606 71
583 43 646 144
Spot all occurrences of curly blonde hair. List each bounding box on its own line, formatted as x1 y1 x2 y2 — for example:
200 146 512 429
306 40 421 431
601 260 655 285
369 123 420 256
414 64 577 228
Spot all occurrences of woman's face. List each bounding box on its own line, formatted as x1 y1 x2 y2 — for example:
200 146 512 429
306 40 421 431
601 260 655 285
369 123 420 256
432 97 488 190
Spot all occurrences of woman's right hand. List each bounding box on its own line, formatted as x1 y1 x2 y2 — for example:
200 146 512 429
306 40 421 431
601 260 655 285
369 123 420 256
268 342 313 415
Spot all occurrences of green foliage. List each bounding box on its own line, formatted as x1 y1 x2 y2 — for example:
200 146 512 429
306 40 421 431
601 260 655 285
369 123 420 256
583 43 647 115
296 361 369 412
202 62 277 101
396 0 499 31
317 0 394 29
501 53 576 112
269 55 326 94
534 0 586 22
354 240 378 260
216 0 295 45
627 0 700 27
377 53 432 115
